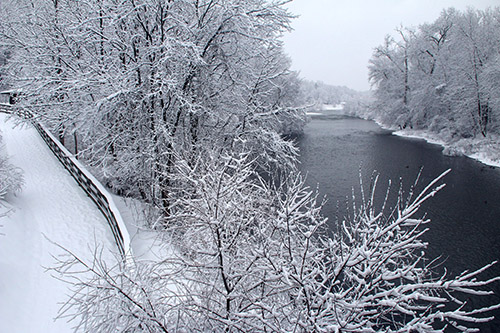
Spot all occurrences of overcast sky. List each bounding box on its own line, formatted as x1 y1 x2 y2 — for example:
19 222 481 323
282 0 499 91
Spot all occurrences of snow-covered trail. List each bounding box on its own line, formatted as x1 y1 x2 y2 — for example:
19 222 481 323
0 114 117 332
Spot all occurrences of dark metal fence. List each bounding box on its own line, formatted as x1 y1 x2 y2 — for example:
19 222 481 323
0 95 130 259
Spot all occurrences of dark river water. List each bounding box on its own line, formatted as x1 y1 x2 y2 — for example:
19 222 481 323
297 111 500 331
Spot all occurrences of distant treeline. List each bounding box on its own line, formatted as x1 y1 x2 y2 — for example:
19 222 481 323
297 80 372 113
368 7 500 137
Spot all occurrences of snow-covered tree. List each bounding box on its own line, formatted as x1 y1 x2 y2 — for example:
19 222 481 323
0 0 305 217
3 2 498 331
447 8 500 137
369 28 414 128
403 11 454 130
54 164 500 332
0 133 22 200
369 7 500 138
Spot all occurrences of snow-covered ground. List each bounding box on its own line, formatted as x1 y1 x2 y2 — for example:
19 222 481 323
306 103 346 116
112 195 168 262
321 102 345 111
392 128 500 168
0 114 118 332
368 117 500 168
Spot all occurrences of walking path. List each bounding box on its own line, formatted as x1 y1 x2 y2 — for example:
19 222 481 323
0 114 117 332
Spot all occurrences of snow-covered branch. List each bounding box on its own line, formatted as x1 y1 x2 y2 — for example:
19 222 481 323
55 162 500 331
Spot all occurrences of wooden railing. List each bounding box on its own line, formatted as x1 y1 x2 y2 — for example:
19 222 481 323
0 97 131 260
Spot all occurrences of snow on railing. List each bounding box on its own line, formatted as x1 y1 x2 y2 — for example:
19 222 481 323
0 96 131 260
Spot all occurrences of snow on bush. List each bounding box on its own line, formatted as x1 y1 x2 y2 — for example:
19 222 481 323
53 156 500 332
0 133 23 200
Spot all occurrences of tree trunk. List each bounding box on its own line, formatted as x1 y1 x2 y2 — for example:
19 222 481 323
73 130 78 158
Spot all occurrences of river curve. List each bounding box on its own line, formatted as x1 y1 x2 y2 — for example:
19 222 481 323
297 110 500 331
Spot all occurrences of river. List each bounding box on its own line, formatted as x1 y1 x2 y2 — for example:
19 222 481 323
297 110 500 331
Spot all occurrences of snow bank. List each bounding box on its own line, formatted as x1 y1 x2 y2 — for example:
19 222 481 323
392 129 500 168
363 116 500 168
112 195 170 262
358 115 500 167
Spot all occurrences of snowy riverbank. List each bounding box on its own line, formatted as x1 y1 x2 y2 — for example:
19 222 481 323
372 119 500 168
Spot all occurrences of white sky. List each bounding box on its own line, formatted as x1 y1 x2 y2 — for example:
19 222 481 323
282 0 499 91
